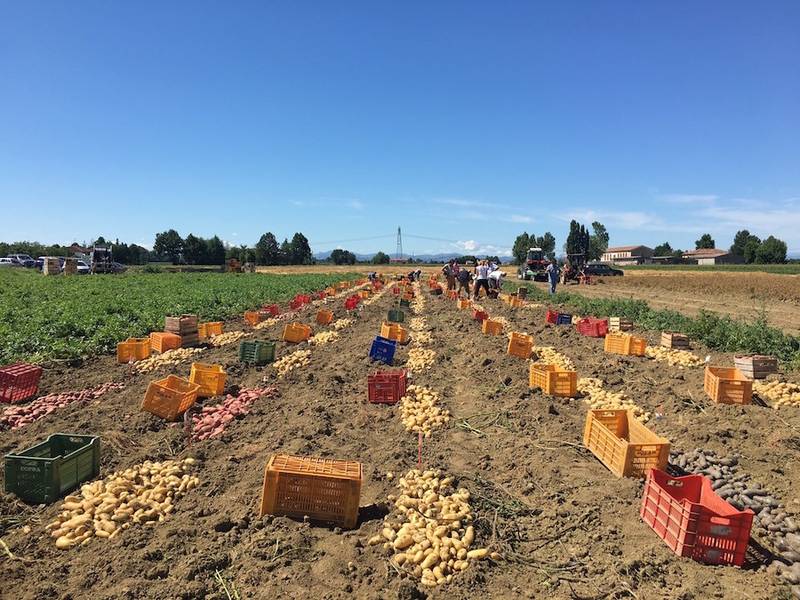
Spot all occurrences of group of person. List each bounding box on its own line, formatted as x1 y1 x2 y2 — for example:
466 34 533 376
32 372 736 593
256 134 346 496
441 259 506 300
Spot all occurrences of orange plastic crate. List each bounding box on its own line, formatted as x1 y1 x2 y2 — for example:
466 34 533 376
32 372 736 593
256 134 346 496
325 286 337 296
380 322 409 344
116 338 151 364
704 367 752 405
283 323 312 343
529 364 577 397
507 332 533 358
446 290 458 300
189 362 226 397
604 332 646 356
508 296 524 308
149 332 182 353
259 454 362 529
482 319 503 335
457 299 471 310
583 409 670 478
198 321 223 340
244 310 264 326
316 310 334 325
141 375 200 421
358 290 370 299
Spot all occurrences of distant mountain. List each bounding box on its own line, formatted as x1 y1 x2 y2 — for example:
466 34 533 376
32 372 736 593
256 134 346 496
314 251 514 263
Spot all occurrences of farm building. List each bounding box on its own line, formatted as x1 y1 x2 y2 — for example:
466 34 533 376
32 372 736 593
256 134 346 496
682 248 745 265
601 245 654 265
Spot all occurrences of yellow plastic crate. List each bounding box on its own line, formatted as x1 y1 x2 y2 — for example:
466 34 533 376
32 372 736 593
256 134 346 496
189 362 226 398
529 364 577 397
116 338 151 364
507 332 533 358
604 332 646 356
380 322 409 344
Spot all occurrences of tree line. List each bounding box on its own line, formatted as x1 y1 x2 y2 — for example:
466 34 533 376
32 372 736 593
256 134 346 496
153 230 314 265
653 230 788 264
510 221 610 265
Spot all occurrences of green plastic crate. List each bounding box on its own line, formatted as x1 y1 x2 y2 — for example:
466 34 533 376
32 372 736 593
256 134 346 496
4 434 100 504
239 339 276 365
399 299 410 308
387 309 405 323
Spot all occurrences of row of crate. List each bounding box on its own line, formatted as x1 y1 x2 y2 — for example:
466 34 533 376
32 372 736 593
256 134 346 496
448 292 755 567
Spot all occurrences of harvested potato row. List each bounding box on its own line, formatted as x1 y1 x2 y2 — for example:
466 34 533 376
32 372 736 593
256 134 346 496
578 377 650 422
208 330 249 347
400 385 451 437
754 380 800 408
309 331 339 346
406 348 436 372
409 317 427 332
367 469 497 587
253 317 281 330
132 348 205 373
332 318 355 330
45 457 199 550
645 346 705 367
273 349 312 377
531 346 575 372
413 330 433 345
362 288 388 307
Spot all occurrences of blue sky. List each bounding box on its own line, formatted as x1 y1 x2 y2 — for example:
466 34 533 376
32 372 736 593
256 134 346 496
1 1 798 256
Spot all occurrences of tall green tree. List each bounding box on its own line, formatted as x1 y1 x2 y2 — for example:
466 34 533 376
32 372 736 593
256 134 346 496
511 232 530 264
372 251 391 264
588 222 609 261
536 232 556 260
754 236 787 264
330 249 356 265
182 234 208 264
289 232 313 264
695 233 715 249
255 232 280 265
653 242 673 256
279 238 292 265
153 230 184 264
205 236 226 265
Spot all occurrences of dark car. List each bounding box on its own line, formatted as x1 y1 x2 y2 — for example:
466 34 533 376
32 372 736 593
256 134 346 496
584 263 623 277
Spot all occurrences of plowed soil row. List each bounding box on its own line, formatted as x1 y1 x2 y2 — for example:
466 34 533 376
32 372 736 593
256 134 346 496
2 281 799 600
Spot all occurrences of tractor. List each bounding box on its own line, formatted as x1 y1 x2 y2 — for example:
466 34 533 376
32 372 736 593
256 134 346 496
517 247 549 281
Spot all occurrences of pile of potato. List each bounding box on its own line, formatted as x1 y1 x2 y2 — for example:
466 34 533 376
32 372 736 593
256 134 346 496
46 457 199 549
531 346 575 371
578 377 649 421
406 347 436 372
413 331 433 345
754 380 800 408
400 385 450 436
0 382 125 431
208 330 249 347
309 331 339 346
273 349 311 377
132 348 205 373
253 317 281 330
409 317 427 332
332 318 354 330
368 469 495 587
645 345 705 367
191 387 277 441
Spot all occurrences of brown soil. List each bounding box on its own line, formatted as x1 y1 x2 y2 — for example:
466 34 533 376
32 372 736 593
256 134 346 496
556 271 800 335
2 281 799 600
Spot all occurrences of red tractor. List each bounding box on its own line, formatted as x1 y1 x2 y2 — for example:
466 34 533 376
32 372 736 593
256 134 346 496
517 247 549 281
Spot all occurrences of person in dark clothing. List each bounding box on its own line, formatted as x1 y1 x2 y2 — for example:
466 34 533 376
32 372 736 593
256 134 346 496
456 268 471 298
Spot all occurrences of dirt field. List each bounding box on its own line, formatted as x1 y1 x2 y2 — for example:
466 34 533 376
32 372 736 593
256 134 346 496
553 270 800 335
2 278 800 599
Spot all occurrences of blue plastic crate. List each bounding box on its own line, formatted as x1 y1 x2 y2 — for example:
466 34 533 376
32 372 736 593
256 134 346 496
556 313 573 325
369 336 397 365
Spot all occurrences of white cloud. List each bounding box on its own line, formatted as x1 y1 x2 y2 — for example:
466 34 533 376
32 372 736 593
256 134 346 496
507 214 533 224
452 240 511 256
434 198 505 209
346 200 365 210
662 194 718 205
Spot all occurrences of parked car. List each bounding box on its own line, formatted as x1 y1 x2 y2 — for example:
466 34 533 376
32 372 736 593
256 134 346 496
76 260 91 274
584 263 624 277
111 262 128 273
6 254 35 268
0 257 21 267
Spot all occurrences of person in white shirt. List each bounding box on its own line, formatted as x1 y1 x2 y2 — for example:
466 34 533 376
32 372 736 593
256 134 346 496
488 269 505 290
473 260 491 299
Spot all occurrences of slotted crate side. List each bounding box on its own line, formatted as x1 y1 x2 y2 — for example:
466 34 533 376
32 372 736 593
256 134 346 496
367 370 407 404
260 455 362 529
0 363 44 404
528 364 576 397
369 337 397 365
165 314 198 334
189 363 226 398
380 322 408 344
661 332 689 349
583 411 629 477
545 309 559 324
604 333 646 356
733 355 778 379
150 332 182 353
482 319 503 335
4 434 100 504
387 309 405 323
556 313 573 325
609 317 633 332
116 338 150 363
584 410 669 478
142 376 200 421
704 367 752 405
238 340 276 365
507 333 533 358
316 310 334 325
640 469 753 566
283 323 312 343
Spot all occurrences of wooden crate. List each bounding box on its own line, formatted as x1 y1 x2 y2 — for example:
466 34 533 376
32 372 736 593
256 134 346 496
604 332 646 356
704 367 752 405
529 364 577 397
661 332 689 350
583 409 670 478
457 299 471 310
62 258 77 275
733 355 778 380
43 257 62 276
259 454 362 529
165 314 199 335
609 317 633 332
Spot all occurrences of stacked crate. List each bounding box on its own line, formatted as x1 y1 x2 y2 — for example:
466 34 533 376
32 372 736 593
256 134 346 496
609 317 633 332
733 355 778 379
62 258 77 275
165 314 200 348
43 257 62 276
661 332 689 350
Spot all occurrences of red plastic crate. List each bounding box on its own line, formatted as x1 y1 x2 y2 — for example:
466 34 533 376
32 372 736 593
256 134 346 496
391 286 400 295
0 363 44 404
289 298 304 310
262 304 280 316
473 309 489 322
545 309 559 324
577 317 609 338
640 469 753 567
367 370 407 404
344 295 361 310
